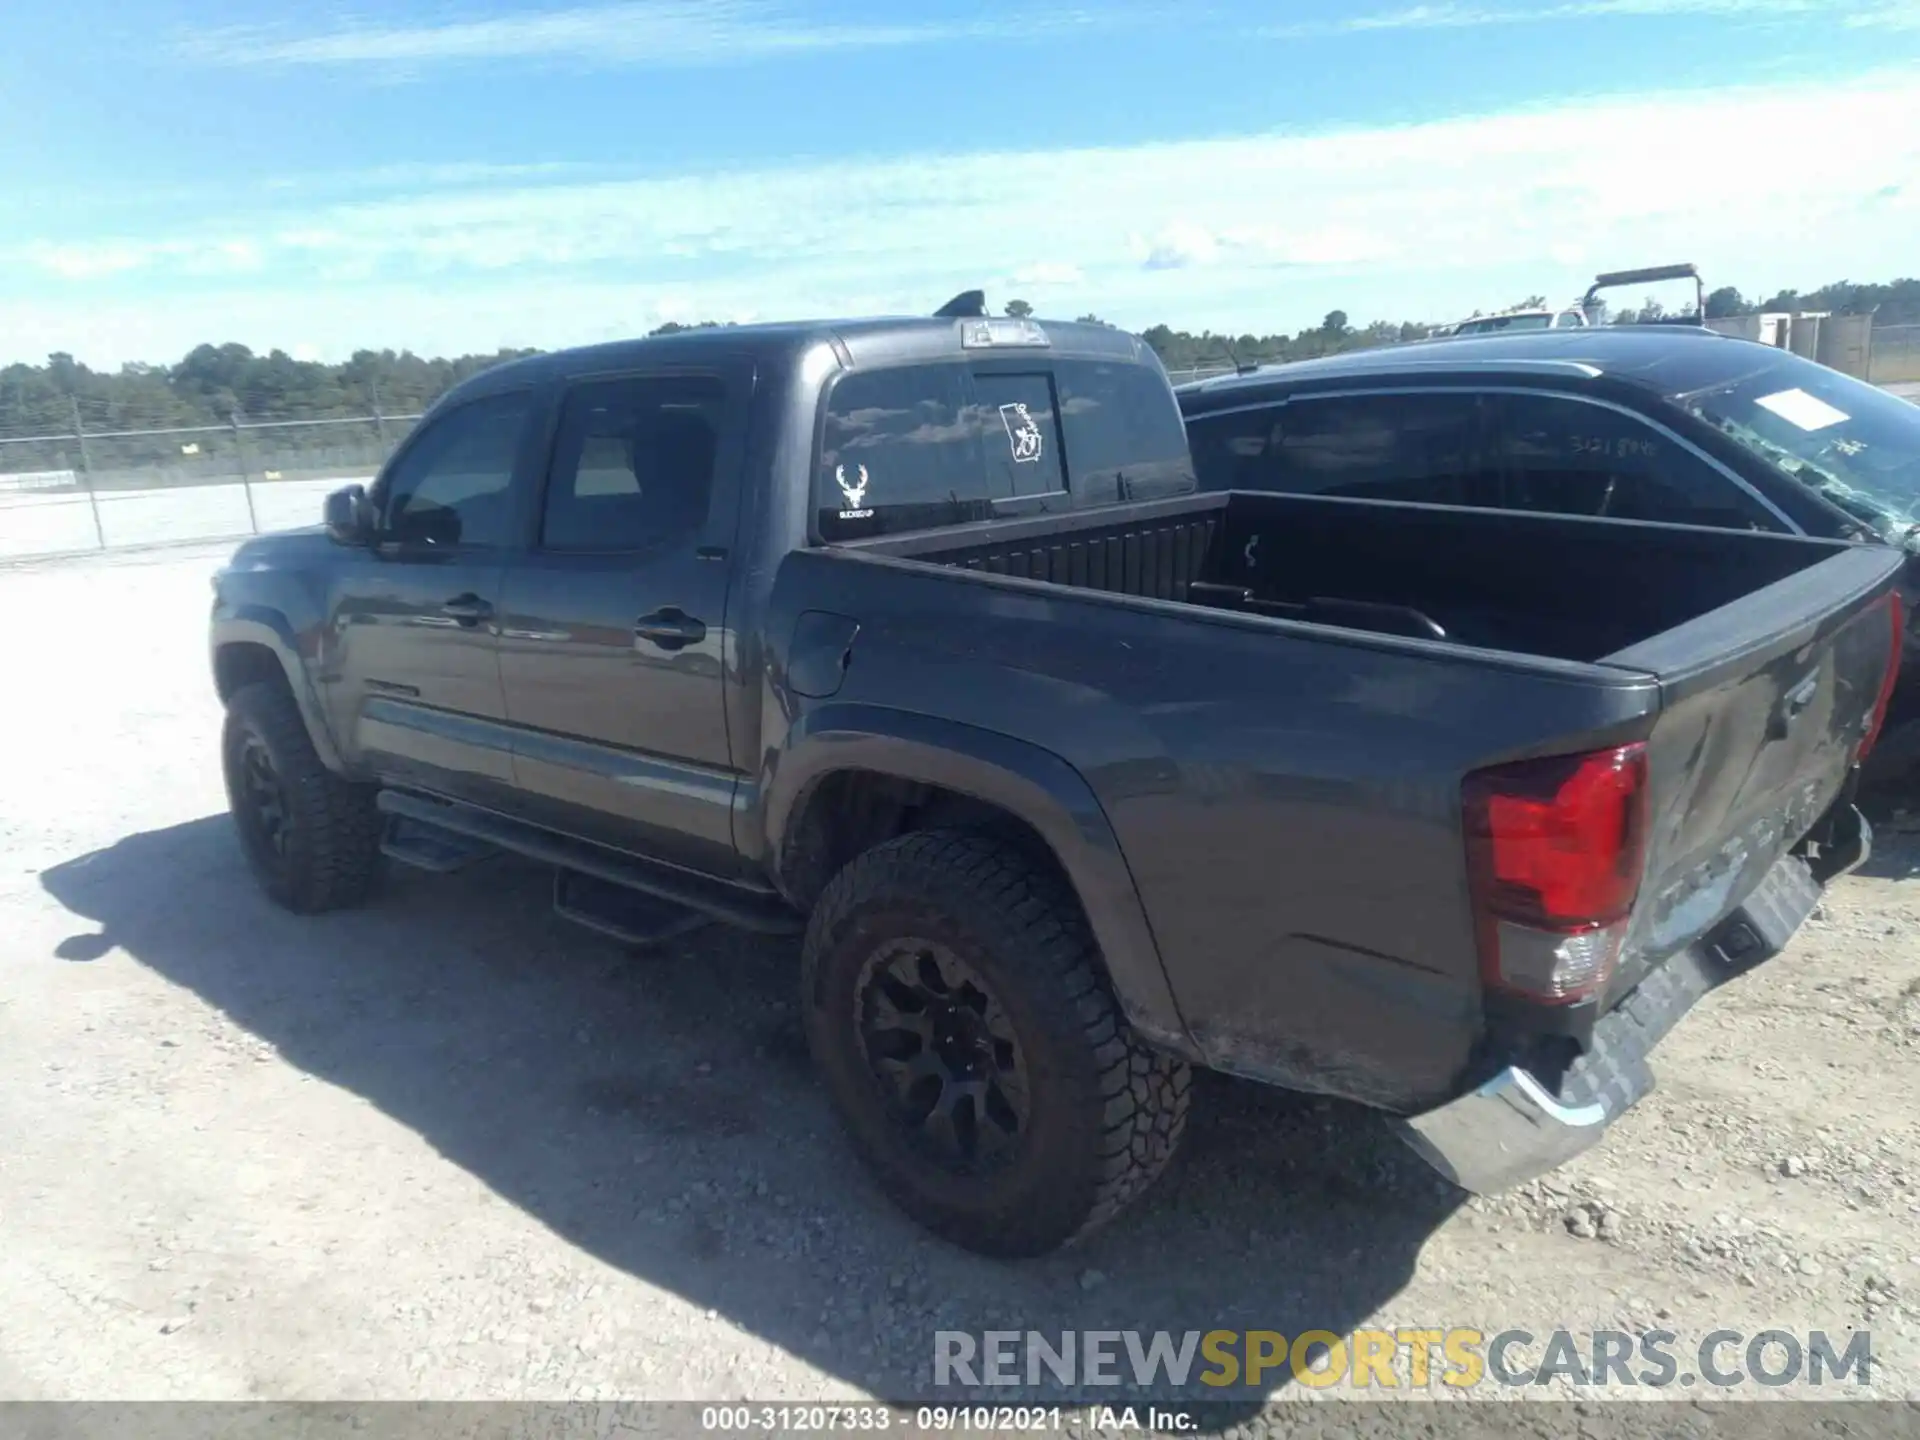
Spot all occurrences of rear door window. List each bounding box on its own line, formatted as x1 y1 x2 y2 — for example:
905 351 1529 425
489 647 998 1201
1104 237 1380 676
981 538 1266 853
540 374 726 552
1486 393 1780 529
1190 392 1492 504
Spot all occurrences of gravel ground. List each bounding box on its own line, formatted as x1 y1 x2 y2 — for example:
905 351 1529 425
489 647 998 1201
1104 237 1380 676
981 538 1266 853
2 543 1918 1409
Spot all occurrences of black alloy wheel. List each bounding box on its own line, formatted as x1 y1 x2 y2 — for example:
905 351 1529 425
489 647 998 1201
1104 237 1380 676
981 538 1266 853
855 939 1030 1173
234 730 291 863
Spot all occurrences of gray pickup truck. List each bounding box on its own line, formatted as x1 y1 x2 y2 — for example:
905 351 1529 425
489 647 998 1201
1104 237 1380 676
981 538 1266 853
209 302 1905 1256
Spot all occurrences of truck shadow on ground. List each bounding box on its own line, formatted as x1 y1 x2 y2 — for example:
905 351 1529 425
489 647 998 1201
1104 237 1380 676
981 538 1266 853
42 816 1461 1408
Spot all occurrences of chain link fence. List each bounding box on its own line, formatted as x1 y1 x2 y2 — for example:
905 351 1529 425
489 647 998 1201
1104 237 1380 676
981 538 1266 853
0 411 421 561
6 330 1918 563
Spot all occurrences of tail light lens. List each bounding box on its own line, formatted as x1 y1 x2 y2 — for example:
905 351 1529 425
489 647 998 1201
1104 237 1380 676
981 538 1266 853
1857 589 1906 764
1463 742 1651 1005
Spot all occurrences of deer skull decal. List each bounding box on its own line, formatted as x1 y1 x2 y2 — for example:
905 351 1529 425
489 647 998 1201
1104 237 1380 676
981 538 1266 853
835 464 870 510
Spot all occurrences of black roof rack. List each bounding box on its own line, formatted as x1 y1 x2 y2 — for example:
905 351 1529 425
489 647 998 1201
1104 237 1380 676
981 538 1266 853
1583 263 1706 324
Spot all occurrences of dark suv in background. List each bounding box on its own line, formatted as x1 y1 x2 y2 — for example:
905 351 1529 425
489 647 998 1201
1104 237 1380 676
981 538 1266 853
1177 326 1920 785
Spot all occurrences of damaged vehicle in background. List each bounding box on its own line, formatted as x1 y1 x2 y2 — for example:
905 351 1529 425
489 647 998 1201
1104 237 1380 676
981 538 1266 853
1179 326 1920 786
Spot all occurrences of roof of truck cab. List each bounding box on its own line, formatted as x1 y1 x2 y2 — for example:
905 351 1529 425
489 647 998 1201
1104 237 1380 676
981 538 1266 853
436 315 1151 408
1175 324 1741 413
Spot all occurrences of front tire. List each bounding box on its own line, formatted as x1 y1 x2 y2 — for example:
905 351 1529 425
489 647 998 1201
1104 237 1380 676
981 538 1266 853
801 829 1191 1257
221 680 382 914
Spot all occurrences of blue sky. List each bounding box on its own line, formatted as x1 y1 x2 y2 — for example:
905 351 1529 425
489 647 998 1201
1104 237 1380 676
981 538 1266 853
4 0 1919 366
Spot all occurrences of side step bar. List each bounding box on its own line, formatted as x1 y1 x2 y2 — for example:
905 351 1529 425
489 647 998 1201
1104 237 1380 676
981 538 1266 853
553 870 712 949
381 816 499 874
375 789 804 936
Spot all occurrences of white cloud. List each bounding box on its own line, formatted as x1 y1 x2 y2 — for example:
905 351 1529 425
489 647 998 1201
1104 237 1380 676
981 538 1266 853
1140 223 1222 270
1010 262 1086 287
1847 1 1920 26
1129 219 1403 271
19 237 270 280
7 68 1919 365
1262 0 1880 38
259 160 610 195
179 0 1150 71
23 242 154 281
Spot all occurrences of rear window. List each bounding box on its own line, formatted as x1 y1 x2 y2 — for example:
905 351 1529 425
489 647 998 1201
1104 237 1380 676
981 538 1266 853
817 365 991 540
814 355 1193 540
972 371 1068 500
1055 359 1196 505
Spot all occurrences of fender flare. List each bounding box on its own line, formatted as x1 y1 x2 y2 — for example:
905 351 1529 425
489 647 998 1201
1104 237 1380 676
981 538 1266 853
210 605 347 774
763 703 1195 1058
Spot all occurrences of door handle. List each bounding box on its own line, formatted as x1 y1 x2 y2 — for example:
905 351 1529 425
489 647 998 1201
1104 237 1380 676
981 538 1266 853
441 594 494 626
634 607 708 651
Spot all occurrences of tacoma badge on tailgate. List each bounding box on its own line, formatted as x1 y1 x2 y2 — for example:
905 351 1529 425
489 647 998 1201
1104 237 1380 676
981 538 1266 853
1647 776 1830 939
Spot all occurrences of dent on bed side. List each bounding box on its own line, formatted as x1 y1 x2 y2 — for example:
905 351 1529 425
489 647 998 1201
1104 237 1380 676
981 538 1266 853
1182 932 1483 1114
759 702 1198 1058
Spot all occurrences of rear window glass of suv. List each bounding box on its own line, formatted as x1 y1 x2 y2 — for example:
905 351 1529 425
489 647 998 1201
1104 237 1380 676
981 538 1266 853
817 364 992 540
1056 359 1196 505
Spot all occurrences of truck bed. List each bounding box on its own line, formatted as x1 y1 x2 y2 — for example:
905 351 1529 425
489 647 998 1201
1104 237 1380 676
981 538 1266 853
807 489 1901 1113
844 489 1841 665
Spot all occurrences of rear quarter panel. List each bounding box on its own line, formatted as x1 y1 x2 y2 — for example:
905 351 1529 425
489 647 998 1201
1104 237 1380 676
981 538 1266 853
760 547 1663 1113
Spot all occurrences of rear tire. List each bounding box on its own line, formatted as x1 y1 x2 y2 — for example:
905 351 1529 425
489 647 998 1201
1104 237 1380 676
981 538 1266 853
221 680 382 914
801 828 1191 1257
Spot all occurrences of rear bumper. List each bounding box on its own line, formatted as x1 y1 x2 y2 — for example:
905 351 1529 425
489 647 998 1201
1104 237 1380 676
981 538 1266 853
1396 1065 1612 1194
1394 810 1867 1195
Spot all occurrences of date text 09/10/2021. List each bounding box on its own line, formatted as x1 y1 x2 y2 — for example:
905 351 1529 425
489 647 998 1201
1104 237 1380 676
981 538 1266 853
699 1407 1173 1433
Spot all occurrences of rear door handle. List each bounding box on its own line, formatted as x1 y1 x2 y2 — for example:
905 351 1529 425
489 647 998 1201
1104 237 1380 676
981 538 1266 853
441 594 494 626
635 607 708 651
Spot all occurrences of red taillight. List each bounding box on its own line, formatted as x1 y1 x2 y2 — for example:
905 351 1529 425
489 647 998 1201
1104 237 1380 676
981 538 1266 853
1857 590 1906 764
1463 742 1651 1005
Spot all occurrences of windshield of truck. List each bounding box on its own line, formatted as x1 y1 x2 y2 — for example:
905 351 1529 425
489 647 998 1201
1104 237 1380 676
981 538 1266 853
1642 346 1920 551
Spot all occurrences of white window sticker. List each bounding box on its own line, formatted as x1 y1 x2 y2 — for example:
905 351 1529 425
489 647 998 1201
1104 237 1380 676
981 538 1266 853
999 403 1044 464
833 463 873 520
1755 388 1850 433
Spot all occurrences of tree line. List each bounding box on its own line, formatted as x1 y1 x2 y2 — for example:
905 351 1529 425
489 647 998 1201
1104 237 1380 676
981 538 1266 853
0 343 541 442
4 275 1917 443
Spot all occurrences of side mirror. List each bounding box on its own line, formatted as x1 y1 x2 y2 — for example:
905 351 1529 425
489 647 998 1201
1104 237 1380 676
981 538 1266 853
324 484 374 546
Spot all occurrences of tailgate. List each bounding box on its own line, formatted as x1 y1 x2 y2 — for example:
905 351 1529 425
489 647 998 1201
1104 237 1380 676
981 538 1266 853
1602 542 1903 1004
